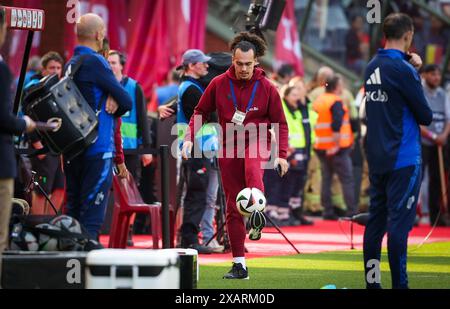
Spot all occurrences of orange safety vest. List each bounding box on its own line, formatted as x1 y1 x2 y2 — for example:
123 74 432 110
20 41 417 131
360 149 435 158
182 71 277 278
313 93 354 150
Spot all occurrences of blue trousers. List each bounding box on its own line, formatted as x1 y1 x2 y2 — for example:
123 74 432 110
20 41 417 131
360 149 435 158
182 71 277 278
64 155 113 239
363 165 421 289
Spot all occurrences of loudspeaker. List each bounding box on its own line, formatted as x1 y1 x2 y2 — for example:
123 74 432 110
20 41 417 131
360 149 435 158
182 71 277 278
24 74 99 161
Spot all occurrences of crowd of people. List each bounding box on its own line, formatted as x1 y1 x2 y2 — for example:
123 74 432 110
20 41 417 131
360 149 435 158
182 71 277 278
1 13 449 241
0 4 449 286
297 0 450 79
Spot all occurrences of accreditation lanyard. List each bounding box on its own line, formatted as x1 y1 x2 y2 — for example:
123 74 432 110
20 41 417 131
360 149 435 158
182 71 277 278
229 79 260 126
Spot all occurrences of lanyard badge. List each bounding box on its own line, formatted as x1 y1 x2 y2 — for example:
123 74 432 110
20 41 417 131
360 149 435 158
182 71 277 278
232 111 247 126
229 79 260 126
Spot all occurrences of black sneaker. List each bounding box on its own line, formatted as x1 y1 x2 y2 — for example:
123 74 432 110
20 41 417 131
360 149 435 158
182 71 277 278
84 239 104 251
223 263 249 280
298 215 314 226
333 206 347 217
323 213 339 221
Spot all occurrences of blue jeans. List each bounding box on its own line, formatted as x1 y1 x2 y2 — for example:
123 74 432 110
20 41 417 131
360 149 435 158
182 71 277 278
200 168 219 243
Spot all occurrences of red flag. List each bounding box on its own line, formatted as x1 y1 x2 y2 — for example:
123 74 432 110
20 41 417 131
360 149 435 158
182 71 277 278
188 0 208 50
275 0 304 76
125 0 168 96
62 0 209 97
64 0 128 60
166 0 208 70
167 0 189 67
126 0 208 97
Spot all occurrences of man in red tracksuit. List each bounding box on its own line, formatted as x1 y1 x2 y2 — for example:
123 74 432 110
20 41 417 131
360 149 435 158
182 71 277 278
182 33 289 279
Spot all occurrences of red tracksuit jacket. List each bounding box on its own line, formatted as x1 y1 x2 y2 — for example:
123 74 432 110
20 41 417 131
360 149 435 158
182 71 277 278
187 66 288 159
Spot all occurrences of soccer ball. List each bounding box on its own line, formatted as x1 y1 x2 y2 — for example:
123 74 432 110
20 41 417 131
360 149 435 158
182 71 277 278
50 215 84 251
10 230 39 252
236 188 266 217
51 215 82 234
36 223 60 252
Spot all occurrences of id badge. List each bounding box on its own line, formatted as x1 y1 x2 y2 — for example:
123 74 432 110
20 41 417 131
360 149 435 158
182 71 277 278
294 153 305 162
231 111 246 126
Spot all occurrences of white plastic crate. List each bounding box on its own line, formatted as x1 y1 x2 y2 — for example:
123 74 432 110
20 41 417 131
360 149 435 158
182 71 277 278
163 249 198 289
85 249 180 289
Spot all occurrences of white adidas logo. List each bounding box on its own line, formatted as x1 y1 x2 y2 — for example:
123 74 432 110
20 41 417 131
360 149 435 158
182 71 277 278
366 67 382 85
366 67 389 102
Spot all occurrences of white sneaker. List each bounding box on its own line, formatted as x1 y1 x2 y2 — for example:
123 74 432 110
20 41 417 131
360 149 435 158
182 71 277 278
205 239 224 253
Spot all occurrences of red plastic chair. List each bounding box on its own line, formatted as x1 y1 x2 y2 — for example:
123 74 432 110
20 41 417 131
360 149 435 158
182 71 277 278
109 175 162 249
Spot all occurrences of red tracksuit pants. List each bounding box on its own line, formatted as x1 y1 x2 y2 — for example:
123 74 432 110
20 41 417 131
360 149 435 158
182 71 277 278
219 156 266 257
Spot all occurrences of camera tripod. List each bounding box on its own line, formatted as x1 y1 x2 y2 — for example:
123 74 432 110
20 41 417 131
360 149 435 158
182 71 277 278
205 160 300 255
204 157 231 252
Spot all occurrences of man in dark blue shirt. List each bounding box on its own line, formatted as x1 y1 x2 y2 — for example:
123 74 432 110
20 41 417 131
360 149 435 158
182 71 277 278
363 13 433 289
64 14 132 240
0 8 36 284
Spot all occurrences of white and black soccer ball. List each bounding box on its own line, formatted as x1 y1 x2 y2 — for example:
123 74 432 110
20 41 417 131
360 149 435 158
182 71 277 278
10 231 39 252
50 215 84 251
236 188 266 217
50 215 82 234
36 223 60 252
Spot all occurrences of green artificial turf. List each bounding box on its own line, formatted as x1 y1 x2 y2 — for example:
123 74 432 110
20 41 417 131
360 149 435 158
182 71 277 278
198 242 450 289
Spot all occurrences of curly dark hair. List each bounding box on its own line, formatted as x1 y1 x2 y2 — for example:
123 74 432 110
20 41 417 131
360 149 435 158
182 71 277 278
229 32 267 58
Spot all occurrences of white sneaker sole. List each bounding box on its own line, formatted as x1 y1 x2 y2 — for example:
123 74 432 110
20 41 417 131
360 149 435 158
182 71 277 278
249 228 262 241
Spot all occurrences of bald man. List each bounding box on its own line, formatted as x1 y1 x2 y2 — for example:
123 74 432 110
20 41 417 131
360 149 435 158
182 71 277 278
64 14 132 240
309 67 355 110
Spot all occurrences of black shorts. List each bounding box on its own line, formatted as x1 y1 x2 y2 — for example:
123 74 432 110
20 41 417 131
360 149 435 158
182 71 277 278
30 155 65 195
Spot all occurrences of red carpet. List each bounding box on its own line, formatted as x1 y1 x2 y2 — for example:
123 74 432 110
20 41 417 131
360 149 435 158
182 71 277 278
100 220 450 265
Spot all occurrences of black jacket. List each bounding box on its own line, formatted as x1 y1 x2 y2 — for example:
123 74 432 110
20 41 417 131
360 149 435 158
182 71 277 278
0 60 26 178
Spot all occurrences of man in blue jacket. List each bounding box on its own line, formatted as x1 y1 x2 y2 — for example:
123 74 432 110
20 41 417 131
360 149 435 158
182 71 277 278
64 14 132 240
363 13 433 289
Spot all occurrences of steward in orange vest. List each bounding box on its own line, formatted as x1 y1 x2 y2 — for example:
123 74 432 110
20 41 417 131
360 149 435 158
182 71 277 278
312 74 357 220
313 90 354 153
